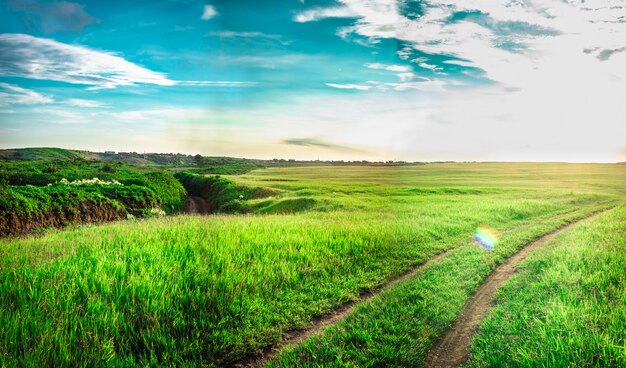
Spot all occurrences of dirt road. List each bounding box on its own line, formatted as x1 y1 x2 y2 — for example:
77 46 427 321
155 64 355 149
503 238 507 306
425 210 608 367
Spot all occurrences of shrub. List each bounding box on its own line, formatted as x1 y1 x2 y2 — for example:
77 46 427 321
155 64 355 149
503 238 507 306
0 160 187 235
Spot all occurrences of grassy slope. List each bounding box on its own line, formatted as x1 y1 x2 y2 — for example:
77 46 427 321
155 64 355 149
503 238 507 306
0 163 623 366
467 205 626 367
0 147 423 175
0 160 187 235
0 147 94 161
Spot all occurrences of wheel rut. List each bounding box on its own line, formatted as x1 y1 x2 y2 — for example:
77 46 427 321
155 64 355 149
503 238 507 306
425 208 610 368
231 208 610 368
231 250 451 367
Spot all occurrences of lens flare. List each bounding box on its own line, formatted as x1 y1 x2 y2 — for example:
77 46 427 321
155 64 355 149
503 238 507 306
474 226 499 251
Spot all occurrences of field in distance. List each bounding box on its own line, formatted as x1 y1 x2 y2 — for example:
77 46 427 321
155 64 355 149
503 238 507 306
0 162 624 366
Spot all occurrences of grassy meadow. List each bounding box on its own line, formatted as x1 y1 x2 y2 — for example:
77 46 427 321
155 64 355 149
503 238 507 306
467 205 626 367
0 162 624 366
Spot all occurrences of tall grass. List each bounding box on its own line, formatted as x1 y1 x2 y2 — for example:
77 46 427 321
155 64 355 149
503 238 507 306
467 205 626 367
0 163 623 366
267 205 611 367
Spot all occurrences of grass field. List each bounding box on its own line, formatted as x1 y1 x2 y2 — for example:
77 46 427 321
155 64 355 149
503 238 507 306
0 163 624 366
467 205 626 367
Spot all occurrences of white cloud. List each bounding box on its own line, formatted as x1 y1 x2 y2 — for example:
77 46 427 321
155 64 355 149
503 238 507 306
0 34 256 89
397 72 417 82
412 58 442 71
326 83 371 91
442 59 475 68
0 83 53 106
296 0 399 39
364 62 410 72
201 5 218 20
64 99 106 108
0 33 175 89
0 83 110 109
294 6 358 22
292 0 626 161
383 79 447 92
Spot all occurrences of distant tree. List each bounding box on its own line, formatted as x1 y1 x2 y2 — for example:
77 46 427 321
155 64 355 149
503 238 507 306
194 154 205 165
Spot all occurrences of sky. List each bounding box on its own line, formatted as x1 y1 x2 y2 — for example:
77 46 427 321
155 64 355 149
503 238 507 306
0 0 625 162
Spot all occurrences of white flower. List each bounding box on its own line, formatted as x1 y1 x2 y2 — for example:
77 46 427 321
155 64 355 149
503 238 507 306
57 177 123 186
149 208 166 217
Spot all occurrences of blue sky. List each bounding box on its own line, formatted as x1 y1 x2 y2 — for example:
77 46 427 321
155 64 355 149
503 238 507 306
0 0 625 161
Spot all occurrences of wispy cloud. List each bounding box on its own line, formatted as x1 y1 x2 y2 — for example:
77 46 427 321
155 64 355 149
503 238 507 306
309 0 626 89
0 33 174 89
0 34 256 89
382 79 447 92
281 137 367 153
207 31 291 45
28 107 90 124
0 82 53 106
176 80 257 87
64 99 106 108
326 83 371 91
201 5 217 20
218 54 309 68
0 83 109 108
328 78 446 92
8 0 97 34
597 47 626 61
411 57 442 72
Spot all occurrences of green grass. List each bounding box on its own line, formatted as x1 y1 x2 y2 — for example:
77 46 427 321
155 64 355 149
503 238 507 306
1 160 187 211
0 163 623 366
466 205 626 367
174 172 277 213
267 206 612 367
0 159 187 235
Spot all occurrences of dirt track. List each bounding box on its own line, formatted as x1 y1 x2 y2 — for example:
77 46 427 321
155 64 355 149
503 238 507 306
184 196 210 214
231 209 608 368
425 209 608 367
232 251 452 367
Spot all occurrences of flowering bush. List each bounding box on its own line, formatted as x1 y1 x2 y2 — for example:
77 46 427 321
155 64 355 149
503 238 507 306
54 177 123 186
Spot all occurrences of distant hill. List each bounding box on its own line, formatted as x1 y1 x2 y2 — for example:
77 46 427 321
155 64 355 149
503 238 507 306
0 147 419 174
0 147 99 161
0 147 266 170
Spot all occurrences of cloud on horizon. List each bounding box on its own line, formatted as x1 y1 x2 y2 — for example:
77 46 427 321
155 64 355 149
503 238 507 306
281 137 369 154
